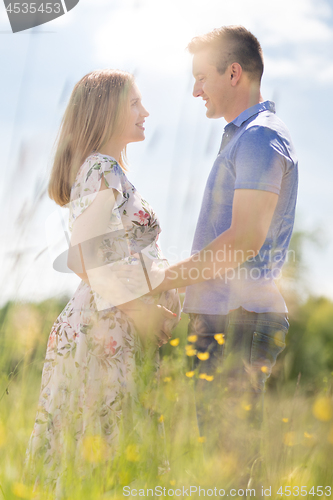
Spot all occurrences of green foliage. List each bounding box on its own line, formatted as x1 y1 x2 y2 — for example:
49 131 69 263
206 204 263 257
1 293 333 498
276 296 333 391
0 297 68 371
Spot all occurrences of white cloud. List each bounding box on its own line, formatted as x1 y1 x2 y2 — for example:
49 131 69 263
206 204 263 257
93 0 333 84
257 0 332 45
265 50 333 84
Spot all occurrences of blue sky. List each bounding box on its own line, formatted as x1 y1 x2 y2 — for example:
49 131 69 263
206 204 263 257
0 0 332 305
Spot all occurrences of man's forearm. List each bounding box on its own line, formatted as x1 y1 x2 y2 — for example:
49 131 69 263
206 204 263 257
157 227 261 292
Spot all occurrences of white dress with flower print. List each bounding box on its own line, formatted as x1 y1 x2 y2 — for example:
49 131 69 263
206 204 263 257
25 153 181 485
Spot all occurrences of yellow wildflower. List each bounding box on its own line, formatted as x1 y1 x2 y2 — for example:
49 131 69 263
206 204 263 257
186 371 195 378
198 436 206 443
303 431 316 447
261 366 269 373
170 480 176 486
313 396 333 422
126 444 140 462
158 415 164 423
186 348 197 356
214 334 225 345
282 418 289 423
188 335 198 343
12 483 32 499
197 352 210 361
163 377 172 382
283 432 296 447
170 338 179 346
198 373 214 381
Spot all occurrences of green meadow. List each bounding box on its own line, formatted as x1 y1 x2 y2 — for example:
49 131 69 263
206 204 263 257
1 233 333 499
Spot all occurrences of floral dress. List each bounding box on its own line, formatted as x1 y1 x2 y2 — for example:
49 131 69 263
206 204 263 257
25 153 181 487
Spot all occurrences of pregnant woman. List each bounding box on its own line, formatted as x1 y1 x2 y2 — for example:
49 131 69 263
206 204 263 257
24 69 180 491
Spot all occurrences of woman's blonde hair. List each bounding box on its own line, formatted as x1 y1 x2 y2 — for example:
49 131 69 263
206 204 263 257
48 69 134 206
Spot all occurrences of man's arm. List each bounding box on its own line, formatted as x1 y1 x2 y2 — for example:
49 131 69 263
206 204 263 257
158 188 278 291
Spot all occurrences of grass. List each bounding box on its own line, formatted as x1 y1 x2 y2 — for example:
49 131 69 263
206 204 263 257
1 304 333 499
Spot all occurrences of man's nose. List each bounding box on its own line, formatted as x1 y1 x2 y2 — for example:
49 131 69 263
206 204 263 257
193 81 203 98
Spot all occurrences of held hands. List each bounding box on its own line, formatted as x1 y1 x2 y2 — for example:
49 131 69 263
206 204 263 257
124 302 177 347
115 255 177 346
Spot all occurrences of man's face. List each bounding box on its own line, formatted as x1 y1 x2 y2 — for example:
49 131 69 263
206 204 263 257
192 49 231 120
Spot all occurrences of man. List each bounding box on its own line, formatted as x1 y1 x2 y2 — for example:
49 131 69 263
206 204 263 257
122 24 298 487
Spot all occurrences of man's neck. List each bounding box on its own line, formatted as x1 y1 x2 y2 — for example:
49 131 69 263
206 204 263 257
225 85 262 123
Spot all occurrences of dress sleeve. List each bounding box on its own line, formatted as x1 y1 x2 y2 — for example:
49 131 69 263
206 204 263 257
68 155 125 232
234 126 289 195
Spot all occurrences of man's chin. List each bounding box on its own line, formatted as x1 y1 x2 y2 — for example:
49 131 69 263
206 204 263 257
206 108 214 118
206 109 223 120
206 105 219 119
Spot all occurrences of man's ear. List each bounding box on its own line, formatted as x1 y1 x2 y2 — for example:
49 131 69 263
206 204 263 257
229 63 242 86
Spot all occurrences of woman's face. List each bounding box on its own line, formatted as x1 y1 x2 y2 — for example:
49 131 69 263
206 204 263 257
118 83 149 145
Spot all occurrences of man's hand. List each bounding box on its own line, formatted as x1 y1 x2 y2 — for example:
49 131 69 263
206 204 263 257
119 302 177 347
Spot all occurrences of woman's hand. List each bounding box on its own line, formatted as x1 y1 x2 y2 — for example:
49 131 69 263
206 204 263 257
119 301 177 347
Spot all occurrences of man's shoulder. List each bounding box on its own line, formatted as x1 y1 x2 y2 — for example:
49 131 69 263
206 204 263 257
239 110 297 161
244 110 292 141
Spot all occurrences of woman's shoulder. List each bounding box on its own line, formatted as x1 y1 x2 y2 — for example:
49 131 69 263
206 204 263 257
78 152 122 181
71 152 126 199
68 153 127 231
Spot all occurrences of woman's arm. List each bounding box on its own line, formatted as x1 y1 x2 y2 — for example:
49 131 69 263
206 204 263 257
68 178 141 305
67 177 117 279
67 178 176 345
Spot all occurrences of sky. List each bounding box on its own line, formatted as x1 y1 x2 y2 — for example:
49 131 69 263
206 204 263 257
0 0 333 306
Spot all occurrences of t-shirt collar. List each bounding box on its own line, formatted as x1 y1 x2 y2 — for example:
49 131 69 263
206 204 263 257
229 100 276 128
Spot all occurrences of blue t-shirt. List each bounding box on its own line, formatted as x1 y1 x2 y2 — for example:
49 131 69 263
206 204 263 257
183 101 298 315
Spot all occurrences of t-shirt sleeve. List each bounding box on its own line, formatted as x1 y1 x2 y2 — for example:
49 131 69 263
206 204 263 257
68 155 125 231
234 126 287 195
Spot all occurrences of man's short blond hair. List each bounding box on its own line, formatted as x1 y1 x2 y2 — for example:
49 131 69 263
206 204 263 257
188 25 264 83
